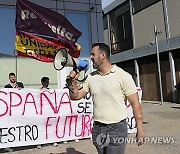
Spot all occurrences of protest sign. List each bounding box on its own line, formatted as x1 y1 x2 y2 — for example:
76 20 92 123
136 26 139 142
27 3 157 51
0 89 92 148
0 88 142 148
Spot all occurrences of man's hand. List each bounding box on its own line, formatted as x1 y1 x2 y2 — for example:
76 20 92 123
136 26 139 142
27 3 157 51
66 70 87 100
66 70 80 94
66 70 80 84
136 131 144 146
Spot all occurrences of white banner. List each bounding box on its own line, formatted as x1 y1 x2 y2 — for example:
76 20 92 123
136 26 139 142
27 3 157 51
0 89 93 148
0 88 142 148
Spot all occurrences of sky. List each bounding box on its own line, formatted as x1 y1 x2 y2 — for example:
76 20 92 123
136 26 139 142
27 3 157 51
101 0 116 9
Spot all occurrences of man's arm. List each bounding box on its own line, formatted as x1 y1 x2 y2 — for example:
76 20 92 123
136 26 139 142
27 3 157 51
126 92 144 145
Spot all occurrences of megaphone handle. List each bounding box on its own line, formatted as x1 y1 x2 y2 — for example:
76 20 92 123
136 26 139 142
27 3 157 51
77 74 88 83
72 58 78 73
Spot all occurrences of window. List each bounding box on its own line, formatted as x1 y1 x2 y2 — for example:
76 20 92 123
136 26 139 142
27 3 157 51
103 14 108 30
109 3 133 54
132 0 161 14
0 8 16 56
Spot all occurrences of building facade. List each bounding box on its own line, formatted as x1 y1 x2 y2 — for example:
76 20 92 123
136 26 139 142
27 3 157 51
103 0 180 103
0 0 103 89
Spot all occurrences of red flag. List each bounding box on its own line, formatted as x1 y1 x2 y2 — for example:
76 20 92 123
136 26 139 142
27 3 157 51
15 0 82 60
15 31 81 62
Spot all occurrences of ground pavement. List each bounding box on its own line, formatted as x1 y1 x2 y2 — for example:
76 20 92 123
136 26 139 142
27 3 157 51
1 101 180 154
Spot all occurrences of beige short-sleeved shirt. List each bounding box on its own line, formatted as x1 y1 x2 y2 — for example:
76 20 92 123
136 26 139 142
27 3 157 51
82 65 137 124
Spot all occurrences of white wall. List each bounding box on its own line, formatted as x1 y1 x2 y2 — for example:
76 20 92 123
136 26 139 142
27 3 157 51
167 0 180 37
133 1 166 48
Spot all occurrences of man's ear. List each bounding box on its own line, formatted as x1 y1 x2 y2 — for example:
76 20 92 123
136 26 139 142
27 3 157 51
102 52 106 60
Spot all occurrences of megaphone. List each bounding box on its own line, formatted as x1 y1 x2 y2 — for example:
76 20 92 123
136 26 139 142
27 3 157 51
53 49 89 71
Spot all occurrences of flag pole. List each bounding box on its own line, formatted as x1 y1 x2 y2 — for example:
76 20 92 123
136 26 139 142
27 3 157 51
14 49 18 80
55 0 61 89
154 25 163 105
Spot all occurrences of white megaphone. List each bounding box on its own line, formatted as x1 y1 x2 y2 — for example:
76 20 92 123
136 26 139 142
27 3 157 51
53 49 89 71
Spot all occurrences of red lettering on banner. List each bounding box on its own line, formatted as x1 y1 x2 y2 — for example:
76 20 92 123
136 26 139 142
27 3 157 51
74 115 83 137
22 93 38 115
67 116 73 136
0 90 75 116
45 114 92 140
45 116 57 139
57 92 73 114
56 116 66 139
9 92 22 116
0 91 8 117
82 115 92 137
40 91 57 114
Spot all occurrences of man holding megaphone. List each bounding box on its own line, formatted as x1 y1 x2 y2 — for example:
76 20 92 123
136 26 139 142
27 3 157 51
66 43 144 154
53 48 89 72
53 48 89 86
